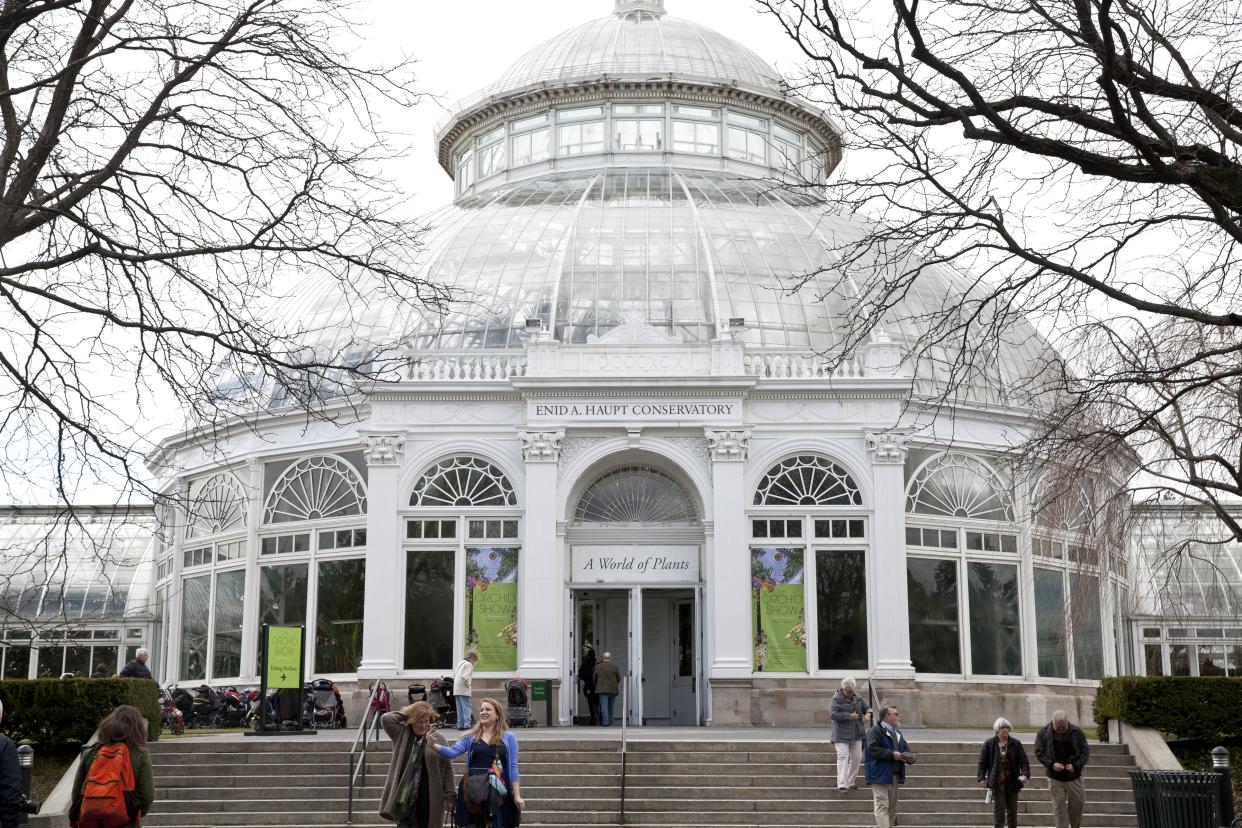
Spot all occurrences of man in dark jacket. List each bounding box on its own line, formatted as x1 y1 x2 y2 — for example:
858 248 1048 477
0 701 24 828
592 652 621 727
1034 710 1091 828
864 705 915 828
119 648 152 679
578 644 600 725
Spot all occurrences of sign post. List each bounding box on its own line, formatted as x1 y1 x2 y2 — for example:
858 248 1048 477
246 623 316 737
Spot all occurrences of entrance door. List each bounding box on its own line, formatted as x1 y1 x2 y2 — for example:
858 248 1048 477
641 594 672 724
671 597 697 725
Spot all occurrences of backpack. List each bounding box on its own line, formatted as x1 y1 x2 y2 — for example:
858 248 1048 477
73 742 137 828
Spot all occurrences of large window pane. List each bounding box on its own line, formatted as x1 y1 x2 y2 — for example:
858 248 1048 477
1198 646 1228 676
968 562 1021 675
259 564 308 627
1072 574 1104 679
316 559 365 673
816 549 868 670
92 646 118 676
180 574 210 681
405 550 454 670
64 645 92 677
212 570 245 678
1144 643 1164 676
1170 644 1190 675
907 557 961 673
2 647 29 679
1034 568 1069 678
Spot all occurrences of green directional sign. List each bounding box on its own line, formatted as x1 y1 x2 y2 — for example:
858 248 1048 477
265 625 303 689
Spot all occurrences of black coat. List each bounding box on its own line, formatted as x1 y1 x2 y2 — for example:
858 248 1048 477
977 736 1031 790
0 735 21 828
1034 723 1090 782
577 648 596 692
119 658 152 679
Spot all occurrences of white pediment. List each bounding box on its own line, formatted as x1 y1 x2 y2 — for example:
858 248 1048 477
587 312 684 345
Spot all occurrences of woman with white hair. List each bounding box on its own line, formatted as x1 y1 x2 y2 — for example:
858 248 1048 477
828 676 870 793
977 717 1031 828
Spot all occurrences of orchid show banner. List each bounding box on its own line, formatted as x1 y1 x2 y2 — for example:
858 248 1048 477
465 547 519 671
751 546 806 672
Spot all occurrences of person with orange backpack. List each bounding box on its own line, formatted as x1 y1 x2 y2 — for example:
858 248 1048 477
69 705 154 828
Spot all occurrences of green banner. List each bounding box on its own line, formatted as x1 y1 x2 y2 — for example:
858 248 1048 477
465 548 518 671
265 625 303 688
751 547 807 672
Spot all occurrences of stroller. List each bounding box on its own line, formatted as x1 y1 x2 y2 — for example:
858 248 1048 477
505 679 534 728
306 678 347 729
427 676 456 727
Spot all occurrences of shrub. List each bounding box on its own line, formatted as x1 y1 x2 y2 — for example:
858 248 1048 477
1094 676 1242 741
0 678 159 747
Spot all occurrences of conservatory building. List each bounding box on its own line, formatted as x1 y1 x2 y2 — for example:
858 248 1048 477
6 0 1160 726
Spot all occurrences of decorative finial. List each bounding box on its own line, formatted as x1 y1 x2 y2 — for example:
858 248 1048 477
614 0 667 18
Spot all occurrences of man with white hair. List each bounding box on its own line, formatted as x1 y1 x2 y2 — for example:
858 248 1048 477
592 652 621 727
0 700 23 828
1034 710 1091 828
119 647 152 679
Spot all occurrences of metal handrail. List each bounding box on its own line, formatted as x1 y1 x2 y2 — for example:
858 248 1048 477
347 682 385 824
619 674 629 824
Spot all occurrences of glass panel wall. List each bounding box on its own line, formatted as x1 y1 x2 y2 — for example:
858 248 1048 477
259 564 309 627
815 549 868 670
1034 568 1069 678
1170 644 1190 675
180 574 210 680
405 550 454 669
967 562 1021 675
1071 574 1104 679
212 570 245 678
1144 643 1163 675
316 559 365 673
906 557 960 673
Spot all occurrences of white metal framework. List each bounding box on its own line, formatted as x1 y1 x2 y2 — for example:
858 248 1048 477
906 452 1012 521
753 455 862 507
263 456 367 524
186 473 247 538
410 457 517 508
574 466 698 523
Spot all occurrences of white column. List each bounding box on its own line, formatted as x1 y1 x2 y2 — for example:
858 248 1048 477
166 477 189 683
865 431 916 679
517 429 564 677
357 434 406 678
239 457 263 681
705 429 752 678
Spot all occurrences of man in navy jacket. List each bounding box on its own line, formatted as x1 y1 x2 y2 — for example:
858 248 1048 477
865 705 916 828
0 701 23 828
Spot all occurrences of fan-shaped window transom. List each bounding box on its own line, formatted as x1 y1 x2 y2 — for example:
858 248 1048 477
410 457 517 508
574 466 698 524
753 455 862 507
186 473 247 538
1034 477 1094 535
907 453 1012 521
264 456 367 524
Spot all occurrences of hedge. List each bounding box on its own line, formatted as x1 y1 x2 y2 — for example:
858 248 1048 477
0 678 160 747
1094 676 1242 741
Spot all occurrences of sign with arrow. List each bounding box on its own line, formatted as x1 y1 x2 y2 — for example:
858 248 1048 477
265 625 304 689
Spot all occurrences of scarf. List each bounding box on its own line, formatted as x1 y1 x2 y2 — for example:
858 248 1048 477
392 732 425 818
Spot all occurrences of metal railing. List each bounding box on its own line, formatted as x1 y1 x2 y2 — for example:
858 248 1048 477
619 676 630 823
346 682 385 824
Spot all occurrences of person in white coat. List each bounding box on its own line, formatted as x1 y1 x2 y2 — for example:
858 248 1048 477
452 652 478 730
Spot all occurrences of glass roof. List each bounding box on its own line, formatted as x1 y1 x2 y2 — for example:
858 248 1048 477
448 4 788 117
282 169 1057 405
1133 509 1242 618
0 510 155 625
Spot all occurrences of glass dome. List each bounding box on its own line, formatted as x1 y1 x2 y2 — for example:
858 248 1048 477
283 168 1058 405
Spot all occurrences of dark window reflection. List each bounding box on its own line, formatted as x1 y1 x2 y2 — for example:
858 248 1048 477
2 646 29 679
1071 574 1103 679
317 559 365 673
817 549 868 670
181 574 211 680
968 562 1021 675
213 570 245 678
405 550 454 670
907 557 960 673
1034 568 1069 678
1144 644 1164 676
260 564 309 627
1170 644 1190 676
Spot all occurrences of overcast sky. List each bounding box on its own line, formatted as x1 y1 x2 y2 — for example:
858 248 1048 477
361 0 815 216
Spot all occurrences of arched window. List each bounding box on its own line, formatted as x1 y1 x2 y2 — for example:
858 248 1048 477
574 466 698 524
410 457 516 507
753 455 862 507
186 473 247 538
906 453 1011 521
1034 477 1094 536
264 456 367 524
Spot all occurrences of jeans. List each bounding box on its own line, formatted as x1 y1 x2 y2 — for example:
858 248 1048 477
455 694 473 729
599 693 617 726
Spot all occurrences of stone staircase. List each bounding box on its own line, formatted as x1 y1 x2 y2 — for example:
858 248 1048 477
141 734 1137 828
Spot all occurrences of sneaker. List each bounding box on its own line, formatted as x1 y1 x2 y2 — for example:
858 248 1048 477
849 785 858 790
837 787 847 793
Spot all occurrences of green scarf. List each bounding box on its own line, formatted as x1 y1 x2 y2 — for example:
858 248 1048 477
391 733 425 819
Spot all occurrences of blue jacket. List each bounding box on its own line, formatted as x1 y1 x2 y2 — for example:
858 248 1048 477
864 723 911 785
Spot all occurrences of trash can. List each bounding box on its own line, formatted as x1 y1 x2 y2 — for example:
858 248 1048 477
1129 770 1220 828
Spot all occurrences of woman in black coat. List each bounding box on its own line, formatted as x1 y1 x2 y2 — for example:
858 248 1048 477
977 717 1031 828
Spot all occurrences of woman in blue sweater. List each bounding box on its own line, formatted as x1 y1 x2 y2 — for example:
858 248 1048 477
432 697 524 827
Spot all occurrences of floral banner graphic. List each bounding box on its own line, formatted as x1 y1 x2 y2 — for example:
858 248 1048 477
465 547 519 671
751 546 806 672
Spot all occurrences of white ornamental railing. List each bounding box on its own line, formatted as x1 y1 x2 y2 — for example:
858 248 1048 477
404 351 527 381
743 351 866 380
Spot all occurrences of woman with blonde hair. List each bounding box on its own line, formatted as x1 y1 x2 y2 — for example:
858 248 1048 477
432 697 524 827
379 701 455 828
